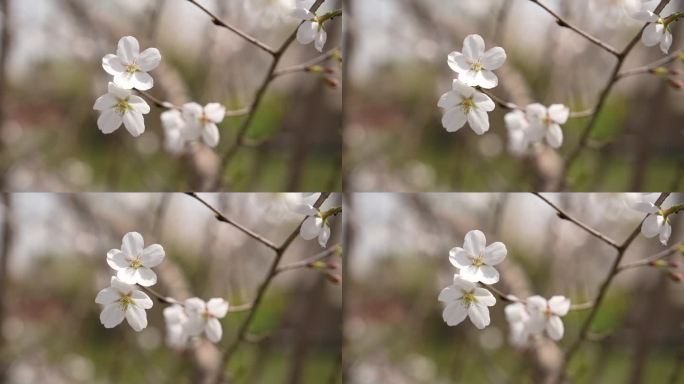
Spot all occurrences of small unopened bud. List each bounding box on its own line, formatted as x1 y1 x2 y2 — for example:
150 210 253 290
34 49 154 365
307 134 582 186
307 260 328 270
332 50 343 63
676 52 684 62
669 68 681 76
326 261 338 270
324 67 337 75
649 259 669 268
324 77 340 88
325 272 342 285
650 67 670 76
669 261 680 268
668 271 684 282
307 65 325 74
668 78 684 90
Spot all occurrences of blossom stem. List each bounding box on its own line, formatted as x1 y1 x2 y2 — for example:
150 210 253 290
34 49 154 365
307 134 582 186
616 49 684 79
478 88 593 119
616 243 683 272
274 245 341 275
272 47 341 78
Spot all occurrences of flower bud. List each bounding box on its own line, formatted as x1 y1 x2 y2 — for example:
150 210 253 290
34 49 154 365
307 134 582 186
307 260 328 270
326 261 338 270
306 65 325 74
668 271 684 283
649 259 669 268
325 272 342 285
668 78 684 90
650 67 670 76
669 261 680 268
324 77 341 88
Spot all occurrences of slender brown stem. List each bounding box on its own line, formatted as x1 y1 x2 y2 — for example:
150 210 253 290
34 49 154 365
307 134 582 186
186 192 279 251
272 48 341 77
532 193 620 249
616 49 684 79
616 244 682 272
274 245 340 275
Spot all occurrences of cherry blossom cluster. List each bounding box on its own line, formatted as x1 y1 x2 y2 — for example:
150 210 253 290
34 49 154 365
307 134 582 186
630 193 684 246
439 230 571 346
439 1 683 156
292 0 341 52
95 232 229 348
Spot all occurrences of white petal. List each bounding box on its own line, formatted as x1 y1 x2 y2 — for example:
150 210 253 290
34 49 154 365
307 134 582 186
117 267 139 285
141 244 165 267
443 302 468 326
478 265 500 284
128 96 151 114
463 230 486 256
641 214 661 238
202 123 220 148
660 30 672 54
546 124 564 148
525 103 547 120
183 316 206 336
204 103 226 123
300 216 322 240
473 92 495 112
122 232 144 256
138 47 161 71
504 302 528 323
452 79 475 97
459 265 483 282
318 224 331 247
632 10 659 22
659 220 671 245
482 46 506 70
106 249 128 270
458 69 480 87
447 51 470 74
548 296 570 316
110 276 134 294
135 267 158 287
132 290 153 309
442 108 468 132
473 287 496 306
297 21 316 44
474 70 498 89
484 242 507 265
468 304 490 329
526 295 547 312
182 102 204 121
467 109 490 135
97 109 123 134
207 298 229 318
546 316 564 340
548 104 569 124
205 318 223 342
641 23 663 47
438 285 462 302
117 36 140 64
290 8 313 20
462 34 485 61
95 287 119 305
113 72 136 90
93 94 118 111
438 90 460 109
102 54 125 76
630 201 659 214
125 305 148 332
185 297 206 315
452 274 477 291
132 71 154 91
123 111 146 137
100 303 125 328
449 247 472 269
314 28 327 52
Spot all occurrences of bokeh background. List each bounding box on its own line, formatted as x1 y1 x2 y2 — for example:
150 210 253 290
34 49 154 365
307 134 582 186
0 0 342 191
345 0 684 191
344 193 684 383
0 193 342 383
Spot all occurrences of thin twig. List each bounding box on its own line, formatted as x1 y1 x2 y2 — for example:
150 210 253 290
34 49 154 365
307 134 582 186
136 90 249 117
185 0 276 55
616 49 684 79
528 0 620 57
616 244 682 272
532 193 620 249
274 245 340 275
272 48 341 77
186 192 279 251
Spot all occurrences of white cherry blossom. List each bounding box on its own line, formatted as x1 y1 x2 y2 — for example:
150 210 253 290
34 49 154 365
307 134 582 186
93 82 150 137
439 274 496 329
106 232 165 287
448 34 506 89
632 8 673 53
526 295 570 341
291 193 334 248
184 297 229 343
163 304 190 349
182 102 226 148
504 302 532 347
102 36 161 91
95 276 153 332
438 79 495 135
628 193 673 245
504 109 532 155
449 229 507 284
161 109 189 154
525 103 569 149
291 1 327 52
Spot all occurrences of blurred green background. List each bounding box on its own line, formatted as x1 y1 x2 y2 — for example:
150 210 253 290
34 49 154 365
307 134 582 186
345 0 684 191
344 193 684 383
0 193 342 383
1 0 342 191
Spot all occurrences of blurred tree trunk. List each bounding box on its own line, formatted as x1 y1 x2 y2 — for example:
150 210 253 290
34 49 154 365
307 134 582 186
0 194 15 383
0 0 12 187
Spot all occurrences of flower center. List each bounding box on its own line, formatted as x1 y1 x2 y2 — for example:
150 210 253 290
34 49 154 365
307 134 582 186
199 114 212 126
470 61 483 72
461 97 476 114
461 292 476 307
115 99 132 115
126 63 141 74
130 259 143 269
543 307 553 318
543 115 554 126
119 293 134 310
202 309 212 321
472 255 485 267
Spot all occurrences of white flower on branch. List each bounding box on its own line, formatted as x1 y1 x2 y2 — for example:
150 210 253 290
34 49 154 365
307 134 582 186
163 304 190 349
95 276 153 332
504 109 532 155
93 82 150 137
525 103 569 149
246 0 296 28
102 36 161 91
438 79 495 135
184 298 229 343
291 1 327 52
526 295 570 341
628 193 673 245
438 274 496 329
504 301 532 347
182 102 226 148
632 8 673 54
449 229 507 284
161 109 190 154
448 34 507 89
106 232 165 287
